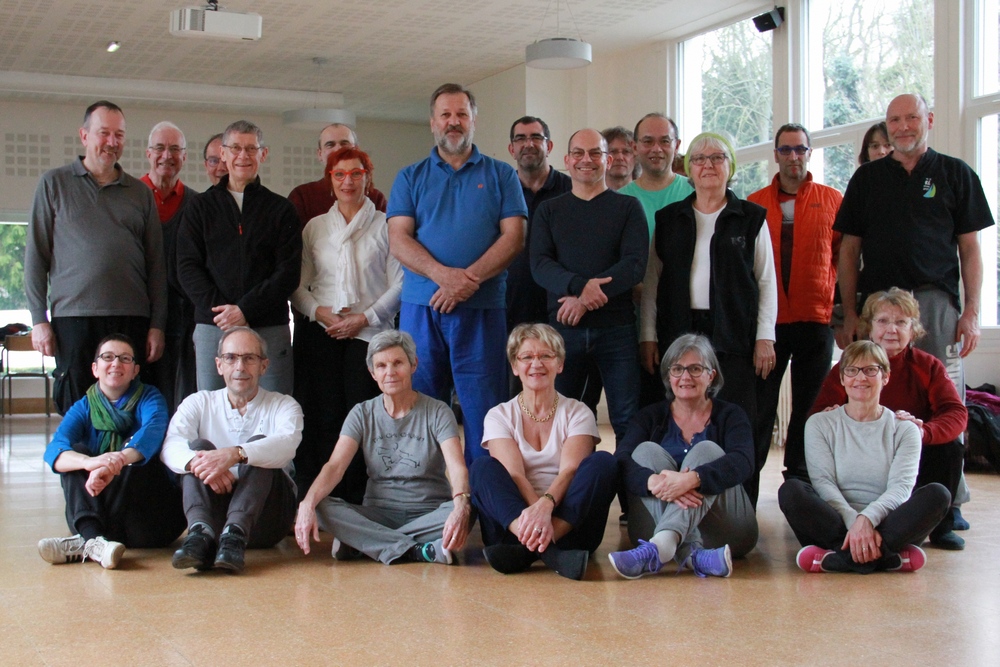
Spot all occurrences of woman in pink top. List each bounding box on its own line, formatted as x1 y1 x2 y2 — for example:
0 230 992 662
470 324 617 580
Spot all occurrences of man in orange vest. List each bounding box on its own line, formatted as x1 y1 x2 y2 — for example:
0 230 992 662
747 123 842 484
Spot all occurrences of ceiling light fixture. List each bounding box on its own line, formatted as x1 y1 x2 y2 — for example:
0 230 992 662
106 41 121 53
282 57 355 131
526 0 592 70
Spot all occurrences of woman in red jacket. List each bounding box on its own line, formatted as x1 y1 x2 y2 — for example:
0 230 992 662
810 288 967 550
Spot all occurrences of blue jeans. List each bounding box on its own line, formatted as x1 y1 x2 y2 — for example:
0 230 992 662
470 452 618 553
400 304 508 465
555 323 639 445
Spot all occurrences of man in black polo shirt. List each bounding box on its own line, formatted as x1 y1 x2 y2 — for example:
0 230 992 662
504 115 572 334
835 93 994 394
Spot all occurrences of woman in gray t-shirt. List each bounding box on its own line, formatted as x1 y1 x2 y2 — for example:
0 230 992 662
293 331 472 565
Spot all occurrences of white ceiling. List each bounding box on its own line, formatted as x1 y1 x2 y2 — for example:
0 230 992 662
0 0 763 122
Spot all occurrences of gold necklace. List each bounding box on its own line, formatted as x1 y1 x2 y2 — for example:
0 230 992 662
518 392 559 423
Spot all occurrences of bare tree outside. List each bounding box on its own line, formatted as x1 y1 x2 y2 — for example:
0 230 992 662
0 223 27 311
820 0 934 192
692 19 773 198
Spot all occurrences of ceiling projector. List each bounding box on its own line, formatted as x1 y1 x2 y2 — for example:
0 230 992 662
170 5 263 41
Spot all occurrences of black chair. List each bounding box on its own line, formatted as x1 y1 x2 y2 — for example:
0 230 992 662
2 334 51 417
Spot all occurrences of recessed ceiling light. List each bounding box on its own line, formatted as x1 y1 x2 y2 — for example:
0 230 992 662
106 41 121 53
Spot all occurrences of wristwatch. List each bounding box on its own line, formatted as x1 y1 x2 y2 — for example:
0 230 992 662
236 446 249 465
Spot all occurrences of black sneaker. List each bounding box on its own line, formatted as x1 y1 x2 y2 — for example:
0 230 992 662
538 546 589 581
332 538 363 561
214 525 248 573
172 525 217 571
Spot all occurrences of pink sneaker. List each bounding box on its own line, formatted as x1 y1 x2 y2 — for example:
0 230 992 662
888 545 926 572
796 545 834 573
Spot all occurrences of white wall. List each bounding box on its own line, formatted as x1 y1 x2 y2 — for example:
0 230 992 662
469 66 526 164
470 43 672 167
585 44 670 135
0 99 429 216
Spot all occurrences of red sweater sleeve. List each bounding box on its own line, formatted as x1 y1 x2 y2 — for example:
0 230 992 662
912 349 968 445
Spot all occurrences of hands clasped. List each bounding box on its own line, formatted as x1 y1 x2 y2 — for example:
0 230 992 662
188 449 238 494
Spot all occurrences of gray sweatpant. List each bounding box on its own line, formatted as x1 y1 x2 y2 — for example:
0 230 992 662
627 440 759 561
315 498 455 564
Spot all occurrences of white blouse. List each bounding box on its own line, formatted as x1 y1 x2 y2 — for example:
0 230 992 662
291 200 403 342
482 395 600 495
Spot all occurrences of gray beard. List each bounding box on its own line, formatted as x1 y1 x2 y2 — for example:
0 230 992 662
437 131 473 156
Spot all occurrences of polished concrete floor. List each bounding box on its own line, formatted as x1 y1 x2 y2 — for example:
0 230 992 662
1 414 998 666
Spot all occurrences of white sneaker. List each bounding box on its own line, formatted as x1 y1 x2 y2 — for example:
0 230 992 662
83 537 125 569
38 534 87 564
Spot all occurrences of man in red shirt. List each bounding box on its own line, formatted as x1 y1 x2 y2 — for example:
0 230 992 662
141 121 197 413
287 123 388 227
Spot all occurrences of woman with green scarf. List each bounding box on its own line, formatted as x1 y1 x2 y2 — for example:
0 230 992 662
38 333 185 569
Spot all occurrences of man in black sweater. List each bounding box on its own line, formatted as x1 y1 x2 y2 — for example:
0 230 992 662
530 128 648 444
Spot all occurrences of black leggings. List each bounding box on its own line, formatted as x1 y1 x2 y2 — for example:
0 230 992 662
778 478 950 573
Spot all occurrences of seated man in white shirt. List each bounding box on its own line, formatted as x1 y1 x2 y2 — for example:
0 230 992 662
161 326 303 573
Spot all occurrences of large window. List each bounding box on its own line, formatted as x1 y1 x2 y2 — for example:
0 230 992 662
810 0 934 196
971 0 1000 326
817 0 935 127
681 17 772 198
975 114 999 327
976 0 999 97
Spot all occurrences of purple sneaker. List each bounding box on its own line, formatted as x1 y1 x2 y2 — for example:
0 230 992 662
608 539 663 579
684 544 732 578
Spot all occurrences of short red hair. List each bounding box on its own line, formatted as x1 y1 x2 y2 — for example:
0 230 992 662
326 146 374 195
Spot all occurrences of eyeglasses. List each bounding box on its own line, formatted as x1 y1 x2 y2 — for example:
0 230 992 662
639 137 676 148
689 153 728 166
568 149 607 161
149 144 186 155
873 317 911 329
219 352 263 366
668 364 711 378
205 157 222 167
96 352 135 364
843 365 883 378
512 134 547 145
776 145 810 156
224 144 262 156
330 168 368 182
516 353 559 364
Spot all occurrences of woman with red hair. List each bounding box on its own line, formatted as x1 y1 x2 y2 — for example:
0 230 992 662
292 147 402 502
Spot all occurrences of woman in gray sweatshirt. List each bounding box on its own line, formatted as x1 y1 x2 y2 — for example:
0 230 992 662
778 340 950 574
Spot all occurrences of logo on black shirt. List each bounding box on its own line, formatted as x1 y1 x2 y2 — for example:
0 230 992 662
922 178 936 198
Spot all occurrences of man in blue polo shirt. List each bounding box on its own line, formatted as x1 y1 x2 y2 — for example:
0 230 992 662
388 83 528 464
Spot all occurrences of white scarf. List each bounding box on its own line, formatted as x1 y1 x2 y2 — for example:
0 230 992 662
324 197 378 312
